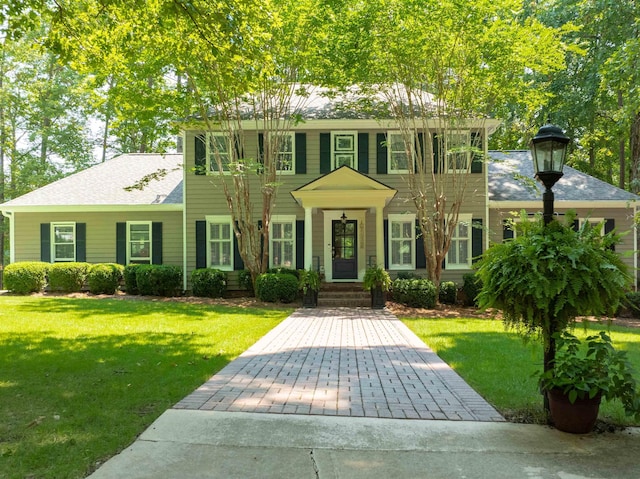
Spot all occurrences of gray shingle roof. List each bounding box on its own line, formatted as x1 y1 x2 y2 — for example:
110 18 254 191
488 150 639 202
1 153 183 208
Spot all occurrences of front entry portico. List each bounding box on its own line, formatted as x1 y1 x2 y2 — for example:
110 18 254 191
291 166 397 282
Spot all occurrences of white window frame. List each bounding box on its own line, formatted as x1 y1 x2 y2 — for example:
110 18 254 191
206 215 234 271
388 213 416 270
579 217 605 236
447 214 472 269
269 215 296 269
270 132 295 174
446 131 471 173
387 131 413 174
206 132 232 174
51 222 76 262
331 131 358 170
127 221 152 264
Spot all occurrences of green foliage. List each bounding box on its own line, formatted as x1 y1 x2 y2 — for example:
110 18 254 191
538 331 640 418
191 268 227 298
396 271 419 279
123 264 141 294
266 267 300 279
298 268 320 293
239 269 254 296
392 278 437 309
87 263 124 295
255 273 299 303
624 291 640 318
476 214 632 337
439 281 457 305
3 261 49 294
462 272 483 307
47 262 90 293
363 265 392 292
134 265 183 297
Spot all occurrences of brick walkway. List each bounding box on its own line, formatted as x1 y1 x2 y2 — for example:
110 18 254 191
174 308 504 422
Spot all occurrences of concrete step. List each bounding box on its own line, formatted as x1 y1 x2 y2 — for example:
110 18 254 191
317 284 373 307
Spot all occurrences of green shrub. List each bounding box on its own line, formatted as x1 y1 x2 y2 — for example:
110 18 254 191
239 269 254 296
3 262 49 294
623 291 640 318
439 281 457 305
266 267 300 280
135 265 183 297
391 278 437 308
88 263 124 295
123 264 141 294
255 273 299 303
191 268 227 298
462 272 483 307
396 271 419 280
48 262 90 293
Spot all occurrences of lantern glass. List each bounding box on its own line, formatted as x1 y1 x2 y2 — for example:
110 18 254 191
530 124 569 175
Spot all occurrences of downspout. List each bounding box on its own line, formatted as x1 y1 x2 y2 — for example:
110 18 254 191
2 210 14 264
181 132 188 293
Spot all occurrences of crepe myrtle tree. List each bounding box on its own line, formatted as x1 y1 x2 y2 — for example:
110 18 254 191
475 211 632 411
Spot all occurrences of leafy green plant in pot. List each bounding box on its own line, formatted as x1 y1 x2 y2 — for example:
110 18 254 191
363 265 391 309
538 331 640 433
475 212 633 431
298 269 320 308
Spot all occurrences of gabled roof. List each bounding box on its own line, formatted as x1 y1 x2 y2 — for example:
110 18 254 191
1 153 183 211
488 150 639 203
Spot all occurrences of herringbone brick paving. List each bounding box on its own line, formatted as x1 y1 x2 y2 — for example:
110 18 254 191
174 308 504 422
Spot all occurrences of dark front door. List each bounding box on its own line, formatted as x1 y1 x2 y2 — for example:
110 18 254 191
332 219 357 279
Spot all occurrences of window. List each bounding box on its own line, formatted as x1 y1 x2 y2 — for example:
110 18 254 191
447 214 471 269
388 214 415 270
207 216 233 271
332 131 357 169
207 133 231 173
446 132 471 172
388 132 412 173
270 215 296 268
51 222 76 262
127 221 152 264
271 132 295 173
579 218 605 235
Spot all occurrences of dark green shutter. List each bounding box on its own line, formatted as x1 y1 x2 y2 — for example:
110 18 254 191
295 133 307 174
152 222 163 265
195 220 207 269
195 134 206 175
40 223 51 262
76 223 86 262
605 219 615 251
383 219 389 269
233 221 244 270
433 133 441 173
257 133 265 174
116 222 126 265
358 133 369 173
572 220 579 231
320 133 331 173
234 132 243 160
503 220 514 241
472 219 483 263
471 132 482 173
296 220 305 270
415 133 425 172
415 220 426 269
376 133 387 174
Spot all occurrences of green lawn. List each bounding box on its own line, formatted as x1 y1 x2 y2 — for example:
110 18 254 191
0 296 291 479
402 317 640 426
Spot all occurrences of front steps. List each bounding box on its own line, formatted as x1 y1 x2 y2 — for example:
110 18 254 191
317 282 372 308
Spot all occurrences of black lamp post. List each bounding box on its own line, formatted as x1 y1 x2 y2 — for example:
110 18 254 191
530 124 570 225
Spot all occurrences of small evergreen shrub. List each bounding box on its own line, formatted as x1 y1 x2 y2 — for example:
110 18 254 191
392 278 437 308
239 269 254 296
439 281 457 305
396 271 419 280
623 291 640 318
191 268 227 298
255 273 299 303
123 264 141 294
3 262 49 294
135 265 183 297
88 263 124 295
48 262 90 293
266 267 300 280
462 272 483 307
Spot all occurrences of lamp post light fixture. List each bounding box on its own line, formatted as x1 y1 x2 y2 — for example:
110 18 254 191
530 124 570 225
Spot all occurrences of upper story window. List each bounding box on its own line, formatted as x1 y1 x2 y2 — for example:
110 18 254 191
388 132 413 174
446 132 471 172
207 133 232 173
127 221 152 264
270 215 296 268
271 132 295 174
332 131 357 170
388 214 416 270
447 214 471 269
206 215 233 271
51 222 76 262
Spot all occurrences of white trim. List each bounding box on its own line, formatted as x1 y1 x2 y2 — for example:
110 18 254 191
387 131 412 174
126 221 152 264
387 213 416 270
206 132 232 175
331 131 358 170
0 205 182 213
205 215 234 271
489 200 636 209
51 222 76 262
270 132 296 175
269 215 297 269
323 209 366 282
446 214 472 269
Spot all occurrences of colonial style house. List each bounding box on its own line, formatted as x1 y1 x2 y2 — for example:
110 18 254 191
2 95 638 291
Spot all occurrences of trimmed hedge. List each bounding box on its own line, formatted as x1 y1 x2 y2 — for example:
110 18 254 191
123 264 140 294
392 278 437 309
462 272 483 307
88 263 124 295
191 268 227 298
266 267 300 279
48 262 90 293
3 262 49 294
439 281 457 305
239 269 254 296
255 273 299 303
135 265 182 297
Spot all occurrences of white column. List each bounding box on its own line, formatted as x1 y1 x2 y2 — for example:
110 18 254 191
305 207 313 270
376 205 384 268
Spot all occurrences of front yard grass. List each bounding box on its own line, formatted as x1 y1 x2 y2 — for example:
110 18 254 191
402 317 640 427
0 296 291 479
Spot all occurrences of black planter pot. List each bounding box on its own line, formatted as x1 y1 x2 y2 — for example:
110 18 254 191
547 388 602 434
302 289 318 308
371 286 386 309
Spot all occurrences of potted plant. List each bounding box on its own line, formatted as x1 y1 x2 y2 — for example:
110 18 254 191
299 268 320 308
363 265 391 309
537 331 640 433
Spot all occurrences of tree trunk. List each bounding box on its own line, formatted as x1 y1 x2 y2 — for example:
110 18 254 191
631 111 640 194
618 90 626 190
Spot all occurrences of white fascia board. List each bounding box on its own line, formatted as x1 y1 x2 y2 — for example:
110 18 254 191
489 200 636 210
0 204 184 214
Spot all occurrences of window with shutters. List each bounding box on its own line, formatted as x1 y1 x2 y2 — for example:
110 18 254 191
269 215 296 268
447 214 471 269
446 132 471 172
206 215 233 271
387 132 413 174
207 133 231 173
51 222 76 262
388 214 415 269
270 132 295 174
579 217 605 236
127 221 152 264
331 131 357 170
